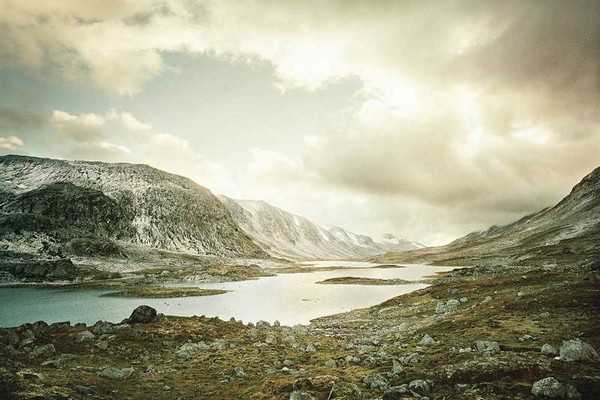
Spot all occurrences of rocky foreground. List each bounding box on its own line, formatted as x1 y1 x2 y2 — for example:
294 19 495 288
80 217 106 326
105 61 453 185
1 264 599 400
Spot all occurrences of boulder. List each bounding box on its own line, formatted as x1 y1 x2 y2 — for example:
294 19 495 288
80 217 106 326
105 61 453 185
436 299 460 314
98 367 135 380
383 386 409 400
474 340 500 355
76 330 95 343
175 342 209 360
419 334 435 345
363 373 389 390
531 377 580 399
30 344 56 358
559 339 600 362
541 344 558 355
408 379 432 395
127 305 158 324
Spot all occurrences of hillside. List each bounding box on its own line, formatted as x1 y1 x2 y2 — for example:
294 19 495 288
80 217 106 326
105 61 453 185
0 155 266 259
373 166 600 267
219 195 422 259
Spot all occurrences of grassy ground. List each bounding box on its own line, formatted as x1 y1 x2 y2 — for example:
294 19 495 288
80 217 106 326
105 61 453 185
1 265 598 399
315 277 413 285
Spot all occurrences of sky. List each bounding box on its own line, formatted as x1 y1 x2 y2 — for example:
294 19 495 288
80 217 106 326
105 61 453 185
0 1 599 245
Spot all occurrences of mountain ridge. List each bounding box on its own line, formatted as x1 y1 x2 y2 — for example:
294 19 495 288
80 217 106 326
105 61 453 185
219 195 422 260
0 155 266 258
373 166 600 266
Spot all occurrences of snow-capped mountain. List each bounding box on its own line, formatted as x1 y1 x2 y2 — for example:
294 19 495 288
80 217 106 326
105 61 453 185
219 195 422 260
374 166 600 267
0 155 266 258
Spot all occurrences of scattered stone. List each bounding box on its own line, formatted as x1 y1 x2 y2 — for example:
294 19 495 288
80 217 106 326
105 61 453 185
474 340 500 355
541 344 558 355
531 377 580 399
127 305 158 324
273 320 281 327
481 296 492 303
76 330 95 343
559 339 600 362
256 320 270 329
30 344 56 358
519 334 535 341
363 373 389 390
304 344 316 353
324 359 337 368
408 379 432 395
92 321 116 335
233 366 246 378
98 367 135 380
383 386 409 399
398 352 421 365
175 342 209 359
289 391 315 400
436 299 460 314
459 297 469 303
419 334 435 345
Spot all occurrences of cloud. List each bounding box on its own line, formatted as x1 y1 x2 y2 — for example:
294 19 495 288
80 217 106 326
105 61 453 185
0 107 46 130
0 135 24 150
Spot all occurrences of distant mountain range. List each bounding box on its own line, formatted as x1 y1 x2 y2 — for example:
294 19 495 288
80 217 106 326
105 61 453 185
373 166 600 267
0 155 422 261
0 155 265 259
219 196 423 260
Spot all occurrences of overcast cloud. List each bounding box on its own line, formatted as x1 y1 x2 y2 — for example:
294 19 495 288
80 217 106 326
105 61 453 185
0 0 598 244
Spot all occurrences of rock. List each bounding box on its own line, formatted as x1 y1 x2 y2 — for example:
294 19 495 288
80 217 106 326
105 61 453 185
96 341 109 351
519 334 535 341
482 296 492 303
273 320 281 327
398 352 421 365
265 334 278 345
474 340 500 355
383 386 409 400
304 344 316 353
459 297 469 303
289 391 315 400
41 354 77 368
30 344 56 358
324 359 337 368
542 344 558 355
127 305 158 324
92 321 116 335
49 321 70 331
363 373 389 390
233 366 246 378
436 299 460 314
175 342 209 359
559 339 600 362
419 334 435 345
256 320 270 329
98 367 135 380
531 377 581 399
76 330 95 343
408 379 432 395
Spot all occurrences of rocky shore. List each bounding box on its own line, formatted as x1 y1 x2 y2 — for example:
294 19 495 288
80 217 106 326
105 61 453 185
1 263 598 399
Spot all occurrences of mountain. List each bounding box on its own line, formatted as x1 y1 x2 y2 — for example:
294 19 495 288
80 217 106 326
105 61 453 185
373 166 600 267
219 195 422 260
0 155 266 258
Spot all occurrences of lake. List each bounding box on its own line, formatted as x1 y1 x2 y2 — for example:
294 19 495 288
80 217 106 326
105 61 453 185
0 261 455 327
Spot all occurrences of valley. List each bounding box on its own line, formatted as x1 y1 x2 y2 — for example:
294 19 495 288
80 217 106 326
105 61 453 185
1 156 599 399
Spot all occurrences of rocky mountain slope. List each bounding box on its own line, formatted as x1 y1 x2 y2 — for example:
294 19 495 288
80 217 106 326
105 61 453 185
219 195 422 259
373 166 600 267
0 155 266 259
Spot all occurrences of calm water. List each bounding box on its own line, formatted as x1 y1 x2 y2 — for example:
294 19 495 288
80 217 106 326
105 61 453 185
0 262 455 327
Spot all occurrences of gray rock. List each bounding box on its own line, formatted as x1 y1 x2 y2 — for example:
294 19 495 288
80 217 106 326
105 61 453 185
92 321 116 335
30 344 56 358
98 367 135 380
531 377 580 399
419 334 435 345
559 339 600 362
541 344 558 355
289 391 315 400
175 342 209 359
398 352 421 365
436 299 460 314
363 373 389 390
324 359 337 368
76 330 95 343
474 340 500 355
383 385 409 400
304 344 316 353
256 320 270 329
408 379 432 395
127 305 158 324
